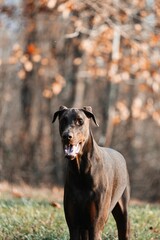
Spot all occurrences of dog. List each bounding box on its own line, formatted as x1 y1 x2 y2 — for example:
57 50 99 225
52 106 130 240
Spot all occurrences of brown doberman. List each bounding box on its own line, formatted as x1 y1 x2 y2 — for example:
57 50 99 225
53 106 130 240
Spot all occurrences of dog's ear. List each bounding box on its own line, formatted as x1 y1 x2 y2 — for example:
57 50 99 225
82 106 99 126
52 106 68 123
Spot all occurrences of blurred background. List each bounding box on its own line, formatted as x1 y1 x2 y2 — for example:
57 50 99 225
0 0 160 202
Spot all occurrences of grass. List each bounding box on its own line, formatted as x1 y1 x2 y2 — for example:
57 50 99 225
0 198 160 240
0 199 67 240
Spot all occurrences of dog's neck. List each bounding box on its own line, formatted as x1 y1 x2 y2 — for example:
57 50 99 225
83 130 99 158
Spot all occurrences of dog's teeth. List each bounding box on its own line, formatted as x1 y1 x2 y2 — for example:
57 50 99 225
64 144 80 158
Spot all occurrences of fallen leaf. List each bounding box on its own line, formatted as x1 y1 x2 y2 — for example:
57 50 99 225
50 201 61 208
12 188 24 198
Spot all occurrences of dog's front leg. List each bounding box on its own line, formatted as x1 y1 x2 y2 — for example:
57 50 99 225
87 203 103 240
80 229 89 240
88 227 102 240
64 193 80 240
66 214 80 240
69 228 80 240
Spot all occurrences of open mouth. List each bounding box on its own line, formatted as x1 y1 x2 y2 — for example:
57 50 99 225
64 143 80 159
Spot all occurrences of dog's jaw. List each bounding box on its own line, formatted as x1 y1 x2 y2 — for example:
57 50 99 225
64 143 81 160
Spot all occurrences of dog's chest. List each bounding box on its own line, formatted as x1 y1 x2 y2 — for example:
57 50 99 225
68 171 103 205
66 174 106 226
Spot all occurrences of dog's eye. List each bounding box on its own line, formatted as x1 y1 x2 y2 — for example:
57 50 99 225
76 118 84 126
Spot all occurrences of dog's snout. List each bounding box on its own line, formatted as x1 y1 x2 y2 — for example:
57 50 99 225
62 132 73 141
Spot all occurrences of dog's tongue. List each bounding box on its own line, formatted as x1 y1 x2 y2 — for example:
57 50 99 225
64 144 80 159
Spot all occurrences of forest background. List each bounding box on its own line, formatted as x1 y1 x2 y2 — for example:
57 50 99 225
0 0 160 202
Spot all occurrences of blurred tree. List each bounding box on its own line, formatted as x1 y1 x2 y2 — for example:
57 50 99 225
0 0 160 201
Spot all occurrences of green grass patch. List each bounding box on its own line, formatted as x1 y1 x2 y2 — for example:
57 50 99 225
0 199 160 239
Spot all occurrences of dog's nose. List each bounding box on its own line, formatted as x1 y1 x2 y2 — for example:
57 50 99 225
62 132 73 141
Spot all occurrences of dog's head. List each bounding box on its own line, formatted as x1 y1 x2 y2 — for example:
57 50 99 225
52 106 98 160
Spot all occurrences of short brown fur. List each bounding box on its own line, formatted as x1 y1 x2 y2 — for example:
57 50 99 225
53 106 130 240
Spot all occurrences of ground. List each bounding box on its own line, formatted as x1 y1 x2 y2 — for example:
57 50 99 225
0 182 160 240
0 181 64 202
